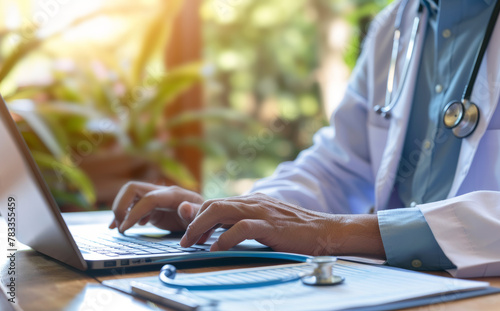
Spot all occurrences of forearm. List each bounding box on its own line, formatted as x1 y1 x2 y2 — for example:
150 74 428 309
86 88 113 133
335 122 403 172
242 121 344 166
322 214 386 259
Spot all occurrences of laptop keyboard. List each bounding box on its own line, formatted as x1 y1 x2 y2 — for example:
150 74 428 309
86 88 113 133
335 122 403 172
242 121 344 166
74 234 209 257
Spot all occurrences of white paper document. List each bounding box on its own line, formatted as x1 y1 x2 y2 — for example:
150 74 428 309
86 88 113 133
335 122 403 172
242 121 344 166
107 260 490 311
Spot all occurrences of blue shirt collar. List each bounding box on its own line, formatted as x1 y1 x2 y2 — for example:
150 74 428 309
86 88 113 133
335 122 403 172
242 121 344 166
421 0 493 16
421 0 493 11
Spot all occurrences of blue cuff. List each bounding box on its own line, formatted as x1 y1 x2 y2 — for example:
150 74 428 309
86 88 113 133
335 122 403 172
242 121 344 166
378 208 455 271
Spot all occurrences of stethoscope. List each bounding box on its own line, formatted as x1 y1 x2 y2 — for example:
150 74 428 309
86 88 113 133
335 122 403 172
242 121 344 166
374 0 500 138
159 256 344 290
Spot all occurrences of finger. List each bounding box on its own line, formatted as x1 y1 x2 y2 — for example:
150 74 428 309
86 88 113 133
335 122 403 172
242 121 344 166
109 219 117 229
179 201 216 244
111 181 161 228
118 189 167 233
119 187 203 233
196 193 265 217
211 219 268 251
180 201 249 247
178 202 201 224
196 198 219 218
196 226 220 245
138 215 151 226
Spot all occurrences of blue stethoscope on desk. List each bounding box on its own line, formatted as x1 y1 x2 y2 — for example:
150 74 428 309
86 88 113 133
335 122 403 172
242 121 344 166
374 0 500 138
158 252 345 290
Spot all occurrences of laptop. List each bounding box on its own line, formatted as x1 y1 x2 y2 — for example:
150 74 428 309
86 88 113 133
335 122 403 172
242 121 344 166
0 94 266 270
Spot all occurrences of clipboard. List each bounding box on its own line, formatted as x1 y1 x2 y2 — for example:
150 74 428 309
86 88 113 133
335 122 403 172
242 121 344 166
102 259 500 311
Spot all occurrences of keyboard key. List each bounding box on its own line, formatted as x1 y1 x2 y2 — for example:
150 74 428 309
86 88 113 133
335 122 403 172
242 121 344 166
188 245 209 251
132 251 151 255
156 241 178 246
177 247 199 252
147 249 168 254
154 246 176 251
113 251 135 255
75 233 205 257
165 249 184 253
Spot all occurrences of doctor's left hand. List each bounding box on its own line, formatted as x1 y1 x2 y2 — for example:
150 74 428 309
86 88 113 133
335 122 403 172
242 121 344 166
180 193 386 257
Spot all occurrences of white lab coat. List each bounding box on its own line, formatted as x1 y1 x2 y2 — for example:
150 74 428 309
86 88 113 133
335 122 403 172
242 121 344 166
251 0 500 278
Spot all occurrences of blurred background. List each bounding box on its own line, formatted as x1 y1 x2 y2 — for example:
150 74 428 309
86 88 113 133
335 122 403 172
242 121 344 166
0 0 391 212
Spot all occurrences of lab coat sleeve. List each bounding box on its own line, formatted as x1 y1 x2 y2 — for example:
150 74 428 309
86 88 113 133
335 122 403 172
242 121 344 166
419 191 500 277
378 208 455 271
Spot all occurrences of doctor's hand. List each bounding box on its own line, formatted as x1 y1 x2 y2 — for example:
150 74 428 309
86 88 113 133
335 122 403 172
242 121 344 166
180 193 386 258
109 181 204 234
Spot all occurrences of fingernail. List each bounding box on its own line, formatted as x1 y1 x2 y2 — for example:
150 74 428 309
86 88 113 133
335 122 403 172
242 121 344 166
180 202 195 221
180 234 188 247
118 223 126 233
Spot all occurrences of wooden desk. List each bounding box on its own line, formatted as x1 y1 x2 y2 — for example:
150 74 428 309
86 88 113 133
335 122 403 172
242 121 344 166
1 214 499 310
0 248 287 311
1 246 500 311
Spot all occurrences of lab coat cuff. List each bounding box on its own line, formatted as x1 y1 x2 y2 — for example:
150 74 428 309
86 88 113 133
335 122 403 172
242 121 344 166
377 208 455 271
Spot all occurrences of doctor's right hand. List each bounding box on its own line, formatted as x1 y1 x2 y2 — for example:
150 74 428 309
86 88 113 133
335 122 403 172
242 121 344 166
109 181 204 234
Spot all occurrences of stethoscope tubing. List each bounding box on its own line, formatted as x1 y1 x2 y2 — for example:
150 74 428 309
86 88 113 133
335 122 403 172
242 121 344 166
159 267 302 291
376 1 423 117
157 253 344 290
462 0 500 102
376 0 500 138
157 251 312 290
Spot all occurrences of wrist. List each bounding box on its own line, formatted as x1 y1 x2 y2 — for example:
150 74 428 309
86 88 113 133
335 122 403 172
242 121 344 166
322 214 386 259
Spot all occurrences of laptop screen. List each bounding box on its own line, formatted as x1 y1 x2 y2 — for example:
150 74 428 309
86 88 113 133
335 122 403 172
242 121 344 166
0 94 89 269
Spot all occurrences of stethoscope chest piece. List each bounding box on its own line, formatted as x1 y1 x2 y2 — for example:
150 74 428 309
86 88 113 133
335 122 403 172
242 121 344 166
301 256 345 286
443 100 480 138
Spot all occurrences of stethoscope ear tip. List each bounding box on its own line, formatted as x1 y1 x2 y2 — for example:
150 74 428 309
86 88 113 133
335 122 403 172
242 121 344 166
161 264 177 279
373 105 391 119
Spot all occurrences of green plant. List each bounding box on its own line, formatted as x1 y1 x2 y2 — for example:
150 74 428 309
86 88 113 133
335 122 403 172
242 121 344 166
0 0 208 210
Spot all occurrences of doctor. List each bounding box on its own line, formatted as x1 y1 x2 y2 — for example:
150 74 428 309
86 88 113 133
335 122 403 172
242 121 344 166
110 0 500 278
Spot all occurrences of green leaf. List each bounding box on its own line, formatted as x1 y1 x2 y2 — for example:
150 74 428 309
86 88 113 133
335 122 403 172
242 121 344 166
0 38 43 85
131 0 183 86
8 100 65 159
137 62 202 114
51 188 92 211
165 108 254 129
134 62 202 146
3 85 49 102
159 157 198 190
166 136 226 158
36 101 102 119
0 3 151 87
32 151 96 208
